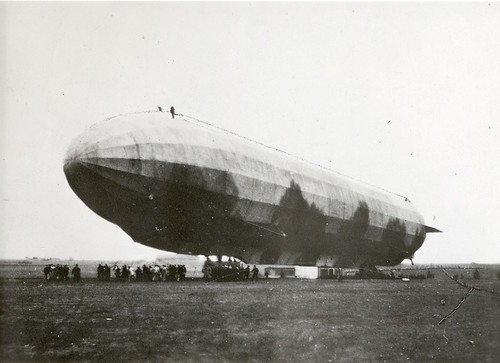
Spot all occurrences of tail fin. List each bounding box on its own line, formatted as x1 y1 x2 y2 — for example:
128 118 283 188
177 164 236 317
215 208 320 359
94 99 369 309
425 225 442 233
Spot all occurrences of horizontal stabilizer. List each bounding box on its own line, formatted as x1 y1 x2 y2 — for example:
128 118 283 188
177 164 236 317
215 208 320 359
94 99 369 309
425 225 442 233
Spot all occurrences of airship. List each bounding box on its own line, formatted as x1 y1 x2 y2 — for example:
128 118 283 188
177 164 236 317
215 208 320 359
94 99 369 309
64 111 439 267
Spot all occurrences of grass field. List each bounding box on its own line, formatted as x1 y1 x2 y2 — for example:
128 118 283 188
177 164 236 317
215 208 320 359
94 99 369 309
1 273 499 362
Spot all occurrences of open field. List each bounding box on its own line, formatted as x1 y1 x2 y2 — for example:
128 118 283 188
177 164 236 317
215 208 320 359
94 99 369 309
1 270 500 362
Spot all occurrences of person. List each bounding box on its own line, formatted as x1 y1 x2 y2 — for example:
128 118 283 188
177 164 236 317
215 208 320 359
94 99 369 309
179 265 186 281
72 264 81 282
97 264 103 281
336 268 343 282
252 265 259 281
202 261 212 282
114 265 121 279
104 264 111 281
62 265 70 281
121 264 129 280
170 106 175 119
54 264 61 280
136 266 143 281
43 264 52 280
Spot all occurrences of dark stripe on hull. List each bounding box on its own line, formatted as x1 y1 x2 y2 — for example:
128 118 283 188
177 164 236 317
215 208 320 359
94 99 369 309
65 161 424 266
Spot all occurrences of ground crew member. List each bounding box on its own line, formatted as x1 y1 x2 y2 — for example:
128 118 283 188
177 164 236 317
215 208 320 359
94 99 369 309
43 265 52 280
72 264 81 282
252 265 259 280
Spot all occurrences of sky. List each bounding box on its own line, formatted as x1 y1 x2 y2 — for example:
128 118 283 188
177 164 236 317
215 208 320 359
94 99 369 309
1 2 499 263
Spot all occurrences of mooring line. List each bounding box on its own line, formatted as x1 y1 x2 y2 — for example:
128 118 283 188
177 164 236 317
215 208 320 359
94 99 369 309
242 220 287 238
98 109 412 200
441 268 496 294
437 268 499 328
176 112 410 201
101 109 158 123
438 287 475 326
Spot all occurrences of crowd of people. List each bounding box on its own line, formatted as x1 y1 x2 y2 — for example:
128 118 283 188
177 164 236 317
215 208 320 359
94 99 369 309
42 259 263 283
202 258 259 282
43 264 80 282
42 263 188 282
100 263 188 282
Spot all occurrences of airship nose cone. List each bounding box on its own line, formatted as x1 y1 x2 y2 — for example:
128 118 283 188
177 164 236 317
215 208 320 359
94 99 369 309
63 116 131 213
63 131 89 189
64 116 121 167
64 112 148 173
63 126 100 188
64 111 172 168
62 116 140 226
63 112 171 215
63 134 89 175
63 128 102 214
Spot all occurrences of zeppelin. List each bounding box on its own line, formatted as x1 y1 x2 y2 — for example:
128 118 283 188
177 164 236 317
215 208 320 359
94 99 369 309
64 111 438 267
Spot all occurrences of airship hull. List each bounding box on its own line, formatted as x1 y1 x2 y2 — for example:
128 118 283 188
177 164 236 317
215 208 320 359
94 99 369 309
64 112 429 267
